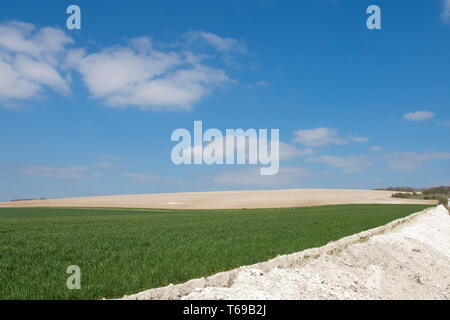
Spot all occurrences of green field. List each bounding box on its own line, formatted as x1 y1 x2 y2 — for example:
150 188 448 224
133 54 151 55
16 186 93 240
0 204 431 300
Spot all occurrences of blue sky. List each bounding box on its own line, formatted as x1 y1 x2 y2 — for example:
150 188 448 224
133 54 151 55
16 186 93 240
0 0 449 201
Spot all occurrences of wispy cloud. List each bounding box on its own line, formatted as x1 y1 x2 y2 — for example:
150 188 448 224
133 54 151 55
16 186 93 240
119 172 161 182
99 154 122 162
307 155 371 173
349 136 368 143
246 80 269 89
442 0 450 23
119 171 186 185
21 165 90 179
0 21 72 102
385 151 450 171
181 135 310 162
370 146 384 152
186 31 247 54
293 128 347 147
95 155 122 169
211 166 315 187
403 110 435 122
436 119 450 127
293 128 369 148
280 143 313 159
95 161 120 169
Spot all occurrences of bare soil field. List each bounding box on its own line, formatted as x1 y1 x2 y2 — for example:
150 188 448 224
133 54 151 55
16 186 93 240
122 205 450 300
0 189 436 209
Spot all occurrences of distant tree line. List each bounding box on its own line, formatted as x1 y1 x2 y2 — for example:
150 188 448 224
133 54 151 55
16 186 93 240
375 187 418 192
10 198 47 202
385 186 449 208
376 186 450 194
421 186 450 195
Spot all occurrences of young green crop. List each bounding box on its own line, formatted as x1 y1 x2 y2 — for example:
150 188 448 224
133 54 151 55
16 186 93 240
0 204 431 299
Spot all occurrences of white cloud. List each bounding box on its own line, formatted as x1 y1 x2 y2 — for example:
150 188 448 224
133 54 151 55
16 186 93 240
307 155 371 173
21 165 89 179
385 151 450 171
293 128 346 147
0 22 240 111
67 37 232 110
442 0 450 23
211 166 314 187
0 21 72 101
403 110 435 122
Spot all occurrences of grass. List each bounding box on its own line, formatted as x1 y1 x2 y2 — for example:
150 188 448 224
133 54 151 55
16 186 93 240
0 204 431 300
